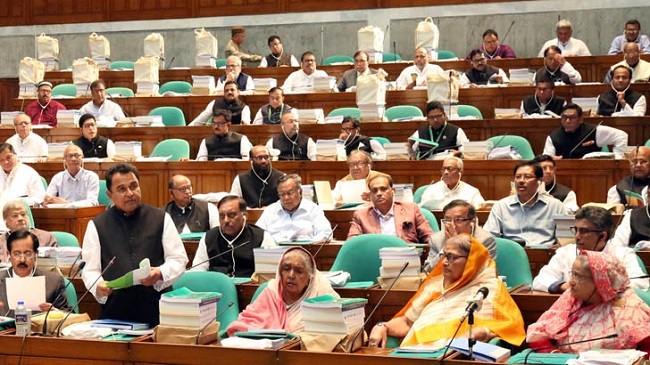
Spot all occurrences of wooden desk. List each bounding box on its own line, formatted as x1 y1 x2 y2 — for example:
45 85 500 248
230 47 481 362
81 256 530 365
32 206 106 244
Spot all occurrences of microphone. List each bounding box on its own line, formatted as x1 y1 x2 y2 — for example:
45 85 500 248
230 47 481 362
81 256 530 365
500 21 516 45
40 261 86 336
54 256 117 337
67 252 83 277
630 275 650 279
523 333 618 364
352 261 410 348
461 286 489 321
567 120 603 158
166 56 176 70
195 300 235 344
312 224 338 259
189 241 250 270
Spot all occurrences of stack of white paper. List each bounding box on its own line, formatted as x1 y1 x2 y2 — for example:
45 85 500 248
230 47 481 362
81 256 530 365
394 183 414 202
47 142 71 159
39 57 59 71
253 247 289 273
294 109 324 123
114 141 142 158
379 247 421 278
508 68 535 84
56 110 81 128
136 82 160 96
121 115 164 127
571 97 599 114
195 56 217 68
302 295 367 335
1 111 21 126
191 75 215 93
76 83 92 97
253 78 277 92
553 214 575 239
463 141 491 155
358 103 385 119
18 84 37 98
93 57 111 70
340 179 367 204
383 142 409 160
312 77 336 91
366 51 383 64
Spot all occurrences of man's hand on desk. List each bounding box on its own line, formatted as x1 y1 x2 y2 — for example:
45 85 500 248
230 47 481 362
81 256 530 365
43 196 69 206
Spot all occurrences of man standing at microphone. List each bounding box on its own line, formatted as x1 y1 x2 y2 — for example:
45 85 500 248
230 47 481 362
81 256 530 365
82 163 188 326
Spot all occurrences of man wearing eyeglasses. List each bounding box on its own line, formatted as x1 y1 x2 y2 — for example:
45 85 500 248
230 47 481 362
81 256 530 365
256 174 332 243
608 19 650 55
163 175 219 234
607 147 650 208
460 49 508 88
259 35 299 68
419 156 485 210
230 145 285 208
423 199 496 273
395 47 444 90
265 113 316 161
0 230 70 317
604 43 650 84
331 150 389 205
224 26 263 68
282 51 333 92
337 50 378 91
0 200 57 263
216 56 255 92
191 195 276 277
43 145 99 208
79 79 126 125
520 77 566 117
612 187 650 248
6 113 48 163
338 117 386 160
533 206 647 293
543 103 628 159
23 81 66 127
190 81 251 125
194 109 252 161
408 101 469 160
465 29 516 61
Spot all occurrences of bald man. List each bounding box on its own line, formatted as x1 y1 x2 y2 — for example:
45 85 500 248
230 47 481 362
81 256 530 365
604 42 650 83
395 47 444 90
607 147 650 208
44 144 100 207
163 175 219 234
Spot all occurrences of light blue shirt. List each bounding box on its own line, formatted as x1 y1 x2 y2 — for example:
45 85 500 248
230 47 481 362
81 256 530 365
255 198 332 242
608 34 650 55
46 168 100 206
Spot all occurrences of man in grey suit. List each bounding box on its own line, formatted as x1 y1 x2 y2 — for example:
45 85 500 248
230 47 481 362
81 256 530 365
0 230 70 317
337 50 378 91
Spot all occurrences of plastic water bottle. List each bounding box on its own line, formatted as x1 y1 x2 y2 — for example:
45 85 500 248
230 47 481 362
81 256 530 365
15 301 31 336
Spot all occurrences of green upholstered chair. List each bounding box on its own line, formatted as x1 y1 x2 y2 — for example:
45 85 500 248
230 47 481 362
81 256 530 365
635 289 650 307
98 180 111 206
384 105 423 121
159 81 192 94
636 254 648 275
52 83 76 97
413 185 429 204
330 234 409 283
327 107 361 119
19 199 35 228
109 61 135 70
63 278 79 313
457 104 483 118
645 139 650 147
148 106 186 126
494 237 533 288
151 139 190 161
371 137 391 146
487 135 535 160
437 50 457 60
106 87 134 97
51 231 80 247
381 52 402 62
173 271 239 338
419 206 440 232
40 176 48 190
323 55 354 65
216 58 227 68
251 281 269 304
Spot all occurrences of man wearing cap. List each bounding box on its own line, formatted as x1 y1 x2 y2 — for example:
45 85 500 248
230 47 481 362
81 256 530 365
24 81 67 127
224 26 263 68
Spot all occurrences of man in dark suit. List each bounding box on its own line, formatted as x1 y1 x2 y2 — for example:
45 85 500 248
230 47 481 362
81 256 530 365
347 175 433 243
0 230 70 317
337 50 378 91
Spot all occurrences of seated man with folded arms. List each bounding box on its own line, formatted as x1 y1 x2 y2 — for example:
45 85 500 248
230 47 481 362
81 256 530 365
520 77 566 117
0 143 45 207
337 50 378 91
256 174 332 243
265 113 316 161
194 109 253 161
396 47 444 90
419 156 485 210
331 150 389 205
189 81 251 125
423 199 496 273
72 114 116 159
6 113 48 163
534 45 582 85
484 160 567 246
604 43 650 83
259 35 299 68
43 145 99 208
0 200 57 262
79 79 125 126
216 55 254 92
408 101 469 160
607 147 650 208
348 175 433 244
338 117 386 160
252 87 293 125
0 230 70 316
191 195 276 277
163 174 219 234
533 206 648 293
282 51 332 93
230 145 285 208
612 187 650 248
532 154 579 213
460 49 508 87
543 103 628 159
597 65 647 117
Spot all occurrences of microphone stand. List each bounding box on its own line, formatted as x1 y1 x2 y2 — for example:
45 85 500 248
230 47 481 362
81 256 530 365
467 310 476 361
189 241 250 270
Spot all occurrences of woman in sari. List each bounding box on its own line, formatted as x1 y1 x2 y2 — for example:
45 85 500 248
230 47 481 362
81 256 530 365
368 234 525 347
227 246 338 335
527 250 650 352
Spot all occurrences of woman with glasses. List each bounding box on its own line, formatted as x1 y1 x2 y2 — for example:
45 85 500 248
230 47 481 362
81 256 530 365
528 250 650 352
367 235 525 348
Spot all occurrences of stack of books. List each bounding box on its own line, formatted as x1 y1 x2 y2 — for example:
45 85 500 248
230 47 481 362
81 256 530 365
195 55 217 68
508 69 535 84
314 139 339 161
253 78 277 93
18 83 38 98
159 287 221 329
1 111 20 126
358 103 385 120
312 77 336 92
293 108 324 124
76 83 92 97
383 142 410 160
191 75 215 95
39 58 59 71
379 247 421 279
56 110 81 128
93 57 111 71
253 247 288 274
114 141 143 159
301 294 367 335
136 82 160 96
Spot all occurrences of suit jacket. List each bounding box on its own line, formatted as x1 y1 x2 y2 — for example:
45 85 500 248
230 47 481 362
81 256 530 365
347 201 433 243
0 268 70 317
337 68 379 91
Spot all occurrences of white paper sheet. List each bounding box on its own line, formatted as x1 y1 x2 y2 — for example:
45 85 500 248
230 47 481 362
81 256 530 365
6 275 46 310
340 179 368 203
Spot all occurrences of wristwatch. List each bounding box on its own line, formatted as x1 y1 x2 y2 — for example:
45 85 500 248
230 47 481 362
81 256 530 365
376 322 388 328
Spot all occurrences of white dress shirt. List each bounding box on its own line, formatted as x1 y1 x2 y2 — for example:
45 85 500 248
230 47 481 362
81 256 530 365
196 134 252 161
79 99 126 124
282 69 331 92
395 63 445 90
188 100 251 126
606 95 647 117
255 198 332 242
6 133 48 163
190 229 277 271
419 180 485 209
459 67 509 87
542 125 629 159
611 209 650 249
538 37 592 57
46 168 100 207
0 163 45 206
265 136 317 161
374 205 397 236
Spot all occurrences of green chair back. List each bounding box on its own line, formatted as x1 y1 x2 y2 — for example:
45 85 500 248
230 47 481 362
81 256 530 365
323 55 354 66
98 180 111 206
52 83 76 97
148 106 186 126
216 59 227 68
457 104 483 118
413 185 429 204
251 281 269 303
637 254 648 275
419 206 440 232
601 145 610 152
487 135 535 160
109 61 135 70
19 200 35 228
159 81 192 94
151 139 190 161
173 271 239 337
51 231 79 247
371 137 390 146
437 50 457 60
63 278 79 313
327 107 361 119
106 87 134 97
381 53 402 62
384 105 423 121
635 289 650 307
645 139 650 147
494 237 533 288
330 234 409 283
40 176 48 190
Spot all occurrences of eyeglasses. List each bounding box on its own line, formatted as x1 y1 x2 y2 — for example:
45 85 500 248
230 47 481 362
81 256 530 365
226 64 241 68
440 167 459 173
514 174 537 181
64 153 83 159
471 57 486 64
82 123 97 129
213 121 228 127
439 251 468 262
348 162 368 169
252 155 270 161
631 158 650 166
569 226 603 235
173 185 192 193
441 218 473 224
11 251 34 260
427 114 445 120
279 190 298 198
561 115 579 121
569 270 592 283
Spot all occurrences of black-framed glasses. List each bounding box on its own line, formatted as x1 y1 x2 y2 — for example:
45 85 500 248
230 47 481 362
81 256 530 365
439 251 468 262
441 218 473 224
173 185 192 193
569 226 603 235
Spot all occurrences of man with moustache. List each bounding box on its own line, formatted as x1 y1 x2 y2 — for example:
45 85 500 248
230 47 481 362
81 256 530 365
597 65 647 116
604 43 650 83
194 109 252 161
265 113 316 161
534 45 582 85
465 29 516 60
282 51 333 92
252 87 293 125
338 116 386 160
24 81 66 127
259 35 299 68
396 47 444 90
163 174 219 234
216 55 255 92
190 81 251 125
79 79 126 125
337 50 378 91
43 144 100 207
230 145 285 208
460 49 508 87
607 147 650 208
